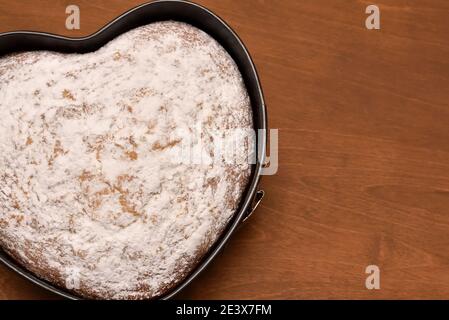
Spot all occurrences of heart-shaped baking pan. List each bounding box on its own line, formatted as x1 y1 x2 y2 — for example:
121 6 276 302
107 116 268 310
0 0 266 299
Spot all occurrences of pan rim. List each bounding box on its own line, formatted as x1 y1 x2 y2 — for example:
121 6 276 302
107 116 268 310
0 0 267 300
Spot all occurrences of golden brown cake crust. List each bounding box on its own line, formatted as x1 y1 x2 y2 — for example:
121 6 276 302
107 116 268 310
0 21 253 299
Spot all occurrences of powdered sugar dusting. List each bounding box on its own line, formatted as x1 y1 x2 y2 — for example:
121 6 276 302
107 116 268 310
0 21 252 299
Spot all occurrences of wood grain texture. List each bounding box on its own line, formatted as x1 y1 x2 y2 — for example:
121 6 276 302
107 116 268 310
0 0 449 299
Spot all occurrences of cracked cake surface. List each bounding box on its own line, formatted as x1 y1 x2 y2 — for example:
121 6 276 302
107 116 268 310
0 21 253 299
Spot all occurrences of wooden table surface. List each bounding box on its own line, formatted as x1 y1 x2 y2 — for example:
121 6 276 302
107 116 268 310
1 0 449 299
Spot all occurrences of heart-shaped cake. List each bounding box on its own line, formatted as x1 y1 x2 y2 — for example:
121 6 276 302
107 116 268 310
0 21 253 299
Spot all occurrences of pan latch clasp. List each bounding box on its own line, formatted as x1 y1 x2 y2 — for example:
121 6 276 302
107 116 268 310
242 190 265 223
